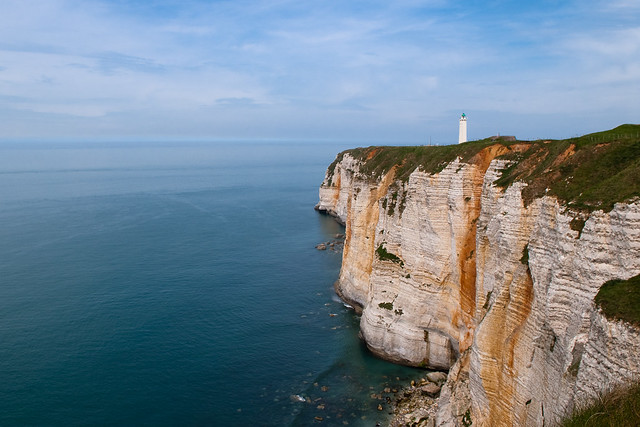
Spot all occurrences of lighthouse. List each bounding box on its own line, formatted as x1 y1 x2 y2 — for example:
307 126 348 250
458 113 467 144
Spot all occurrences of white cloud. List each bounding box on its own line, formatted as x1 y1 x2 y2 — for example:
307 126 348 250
566 27 640 57
604 0 640 10
0 0 638 141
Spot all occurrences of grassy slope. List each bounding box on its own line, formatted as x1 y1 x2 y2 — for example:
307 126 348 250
495 124 640 211
327 124 640 213
562 383 640 427
330 141 497 182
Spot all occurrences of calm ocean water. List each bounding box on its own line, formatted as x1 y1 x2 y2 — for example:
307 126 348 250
0 141 422 426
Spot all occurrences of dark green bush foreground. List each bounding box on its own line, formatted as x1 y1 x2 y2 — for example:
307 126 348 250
564 276 640 425
595 274 640 327
562 383 640 427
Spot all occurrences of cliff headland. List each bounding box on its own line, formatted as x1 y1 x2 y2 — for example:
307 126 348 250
316 124 640 426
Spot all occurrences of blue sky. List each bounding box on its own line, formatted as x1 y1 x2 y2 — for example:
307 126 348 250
0 0 638 143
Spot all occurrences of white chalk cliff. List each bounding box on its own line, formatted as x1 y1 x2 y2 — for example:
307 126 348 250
316 140 640 426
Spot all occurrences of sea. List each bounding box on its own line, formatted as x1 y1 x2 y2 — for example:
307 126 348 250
0 141 424 426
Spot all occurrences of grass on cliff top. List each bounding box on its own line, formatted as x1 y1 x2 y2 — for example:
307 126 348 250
595 273 640 327
494 124 640 212
562 382 640 427
336 140 499 182
327 124 640 212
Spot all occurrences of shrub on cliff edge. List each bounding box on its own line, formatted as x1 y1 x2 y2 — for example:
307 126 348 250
595 273 640 327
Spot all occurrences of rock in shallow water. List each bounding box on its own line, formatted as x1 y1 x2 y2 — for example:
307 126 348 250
420 383 441 397
426 371 447 385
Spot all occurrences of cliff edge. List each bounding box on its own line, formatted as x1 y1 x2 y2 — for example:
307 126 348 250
316 125 640 426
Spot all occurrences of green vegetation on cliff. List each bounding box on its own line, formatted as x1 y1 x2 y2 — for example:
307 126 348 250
376 243 404 266
563 273 640 426
334 141 497 182
494 124 640 212
562 382 640 427
378 301 394 310
328 124 640 213
595 273 640 327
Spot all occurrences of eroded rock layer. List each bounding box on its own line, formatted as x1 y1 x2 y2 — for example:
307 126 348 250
316 139 640 426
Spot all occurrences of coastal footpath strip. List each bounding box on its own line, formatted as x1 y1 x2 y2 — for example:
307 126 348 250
315 125 640 426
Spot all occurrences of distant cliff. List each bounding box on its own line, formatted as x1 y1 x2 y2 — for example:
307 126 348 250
316 125 640 426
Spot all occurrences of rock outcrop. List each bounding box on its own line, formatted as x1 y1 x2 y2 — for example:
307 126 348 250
316 130 640 426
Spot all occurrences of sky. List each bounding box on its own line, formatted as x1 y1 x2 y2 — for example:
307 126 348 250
0 0 638 144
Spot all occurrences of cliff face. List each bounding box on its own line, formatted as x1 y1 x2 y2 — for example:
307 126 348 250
316 131 640 426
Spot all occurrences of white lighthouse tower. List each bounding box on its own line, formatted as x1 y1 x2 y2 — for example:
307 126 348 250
458 113 467 144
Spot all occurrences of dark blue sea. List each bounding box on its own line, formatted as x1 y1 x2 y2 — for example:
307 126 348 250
0 141 422 426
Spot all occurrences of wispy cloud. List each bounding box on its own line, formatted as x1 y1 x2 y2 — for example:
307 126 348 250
0 0 638 142
564 27 640 57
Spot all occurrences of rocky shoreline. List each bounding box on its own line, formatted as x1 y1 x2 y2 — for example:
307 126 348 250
315 231 448 426
389 372 447 427
315 233 345 252
287 370 448 426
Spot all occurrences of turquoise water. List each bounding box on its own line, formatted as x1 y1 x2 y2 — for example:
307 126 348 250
0 141 422 426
